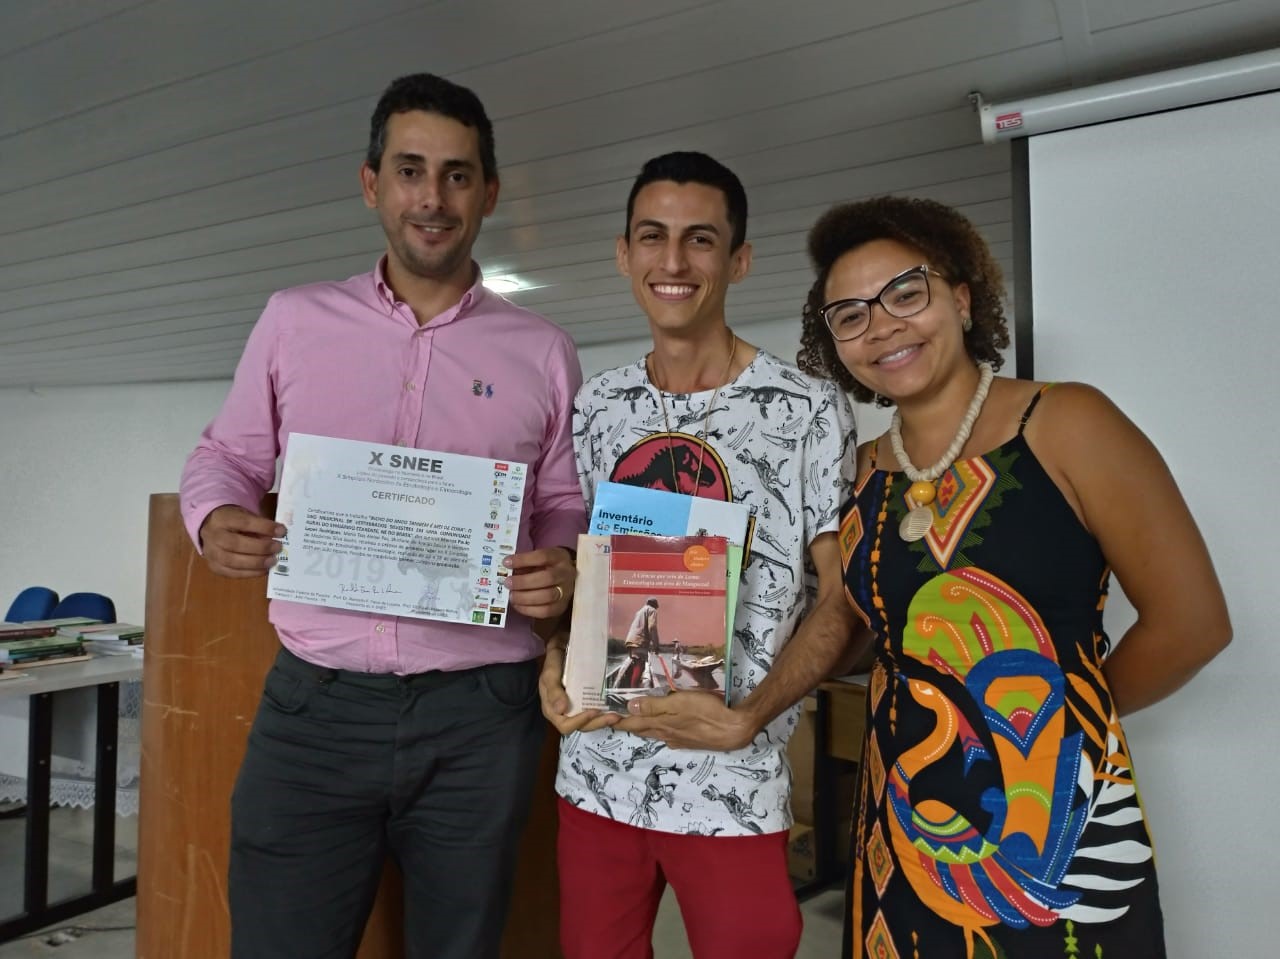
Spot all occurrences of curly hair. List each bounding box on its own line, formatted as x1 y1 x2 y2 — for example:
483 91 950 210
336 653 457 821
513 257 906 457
796 196 1009 406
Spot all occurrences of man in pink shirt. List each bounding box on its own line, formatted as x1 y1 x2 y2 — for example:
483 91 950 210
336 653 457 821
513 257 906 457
180 73 584 959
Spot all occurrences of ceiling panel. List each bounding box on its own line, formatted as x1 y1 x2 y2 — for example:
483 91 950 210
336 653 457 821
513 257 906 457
1088 0 1280 74
2 0 701 188
1 0 1276 387
1085 0 1253 33
0 0 428 136
0 0 149 57
0 103 363 234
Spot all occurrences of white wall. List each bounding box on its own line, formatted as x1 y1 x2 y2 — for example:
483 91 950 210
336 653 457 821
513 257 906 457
0 381 232 623
1028 90 1278 957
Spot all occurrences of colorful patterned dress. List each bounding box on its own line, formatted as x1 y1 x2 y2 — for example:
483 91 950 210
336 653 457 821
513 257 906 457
839 392 1166 959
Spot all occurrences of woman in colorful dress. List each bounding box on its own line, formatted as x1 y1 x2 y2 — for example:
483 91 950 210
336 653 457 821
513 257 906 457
796 196 1230 959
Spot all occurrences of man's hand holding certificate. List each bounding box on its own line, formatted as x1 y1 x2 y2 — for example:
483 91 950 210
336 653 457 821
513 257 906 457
268 433 528 627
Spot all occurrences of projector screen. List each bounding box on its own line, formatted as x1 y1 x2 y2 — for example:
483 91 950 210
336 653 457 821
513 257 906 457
1026 89 1279 957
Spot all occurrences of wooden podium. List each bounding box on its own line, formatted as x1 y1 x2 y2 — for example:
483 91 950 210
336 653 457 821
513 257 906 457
138 494 562 958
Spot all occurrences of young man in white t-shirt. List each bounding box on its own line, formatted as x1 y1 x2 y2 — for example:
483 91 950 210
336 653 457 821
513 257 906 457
539 152 861 959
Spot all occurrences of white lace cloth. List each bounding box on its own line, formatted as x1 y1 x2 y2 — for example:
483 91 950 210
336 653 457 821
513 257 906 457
0 679 141 816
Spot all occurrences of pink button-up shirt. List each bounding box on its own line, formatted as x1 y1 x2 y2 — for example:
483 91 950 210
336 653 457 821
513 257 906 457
180 259 585 673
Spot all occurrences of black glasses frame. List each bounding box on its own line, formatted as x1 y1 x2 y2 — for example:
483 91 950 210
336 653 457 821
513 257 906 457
819 265 946 341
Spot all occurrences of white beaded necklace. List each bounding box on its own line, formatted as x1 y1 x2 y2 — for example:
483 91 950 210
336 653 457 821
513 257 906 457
888 361 995 541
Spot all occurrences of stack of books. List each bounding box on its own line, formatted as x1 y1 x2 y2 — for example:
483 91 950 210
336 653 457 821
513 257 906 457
0 621 89 669
58 622 146 657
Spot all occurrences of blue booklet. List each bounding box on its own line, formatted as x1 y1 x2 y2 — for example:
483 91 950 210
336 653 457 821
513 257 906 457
589 481 750 545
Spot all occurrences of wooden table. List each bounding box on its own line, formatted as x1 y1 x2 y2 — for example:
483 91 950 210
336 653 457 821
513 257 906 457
0 655 143 942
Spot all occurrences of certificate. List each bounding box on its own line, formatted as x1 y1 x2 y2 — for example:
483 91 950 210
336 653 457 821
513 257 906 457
267 433 527 627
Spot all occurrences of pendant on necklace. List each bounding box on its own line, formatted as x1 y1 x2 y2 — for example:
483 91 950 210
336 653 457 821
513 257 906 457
907 480 937 506
899 505 933 542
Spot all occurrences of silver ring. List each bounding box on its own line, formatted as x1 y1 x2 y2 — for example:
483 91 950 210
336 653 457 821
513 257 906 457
553 584 565 602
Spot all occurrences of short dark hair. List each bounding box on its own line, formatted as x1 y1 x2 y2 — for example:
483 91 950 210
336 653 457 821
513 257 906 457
624 152 748 250
366 73 497 181
797 196 1009 406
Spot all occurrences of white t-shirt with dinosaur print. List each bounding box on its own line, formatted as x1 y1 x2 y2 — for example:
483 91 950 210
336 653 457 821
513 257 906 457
555 350 856 836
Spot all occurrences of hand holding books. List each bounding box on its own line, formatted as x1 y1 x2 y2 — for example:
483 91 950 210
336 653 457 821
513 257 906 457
613 686 760 752
538 635 621 736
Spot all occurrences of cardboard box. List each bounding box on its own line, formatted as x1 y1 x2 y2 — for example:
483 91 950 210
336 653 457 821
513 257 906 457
833 816 853 866
788 693 860 827
823 679 867 763
787 696 817 824
787 823 816 882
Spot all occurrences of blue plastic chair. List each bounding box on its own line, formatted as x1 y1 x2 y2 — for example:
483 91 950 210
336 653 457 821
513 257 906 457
5 586 60 622
49 592 117 623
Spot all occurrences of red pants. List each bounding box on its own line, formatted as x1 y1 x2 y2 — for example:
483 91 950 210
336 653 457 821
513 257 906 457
556 798 802 959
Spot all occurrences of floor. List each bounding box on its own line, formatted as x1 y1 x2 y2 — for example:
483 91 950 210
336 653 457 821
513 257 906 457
0 890 846 959
0 897 135 959
0 810 846 958
654 885 846 959
0 806 137 958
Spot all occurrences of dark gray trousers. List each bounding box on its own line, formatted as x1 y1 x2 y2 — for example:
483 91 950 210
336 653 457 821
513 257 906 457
228 647 544 959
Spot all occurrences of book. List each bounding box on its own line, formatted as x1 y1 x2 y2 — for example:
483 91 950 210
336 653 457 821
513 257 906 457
4 649 87 666
1 637 86 664
588 481 751 688
562 533 730 714
607 534 728 703
561 535 614 713
8 653 93 669
83 640 138 656
66 623 145 642
0 623 59 640
0 635 84 655
589 480 752 545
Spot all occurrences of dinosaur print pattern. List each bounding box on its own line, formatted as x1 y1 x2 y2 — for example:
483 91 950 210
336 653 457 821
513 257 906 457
735 448 795 524
556 350 856 836
725 384 812 418
604 385 659 413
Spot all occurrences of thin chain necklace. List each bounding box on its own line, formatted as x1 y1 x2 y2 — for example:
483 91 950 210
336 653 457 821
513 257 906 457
889 361 994 541
647 330 738 497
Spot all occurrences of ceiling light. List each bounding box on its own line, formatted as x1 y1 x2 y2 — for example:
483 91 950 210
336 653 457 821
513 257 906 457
483 275 524 294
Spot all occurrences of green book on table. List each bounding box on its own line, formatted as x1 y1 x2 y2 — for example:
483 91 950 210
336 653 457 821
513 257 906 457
75 623 145 643
1 636 85 663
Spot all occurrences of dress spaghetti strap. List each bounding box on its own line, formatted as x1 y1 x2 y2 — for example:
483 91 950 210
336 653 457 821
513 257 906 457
1017 384 1054 435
